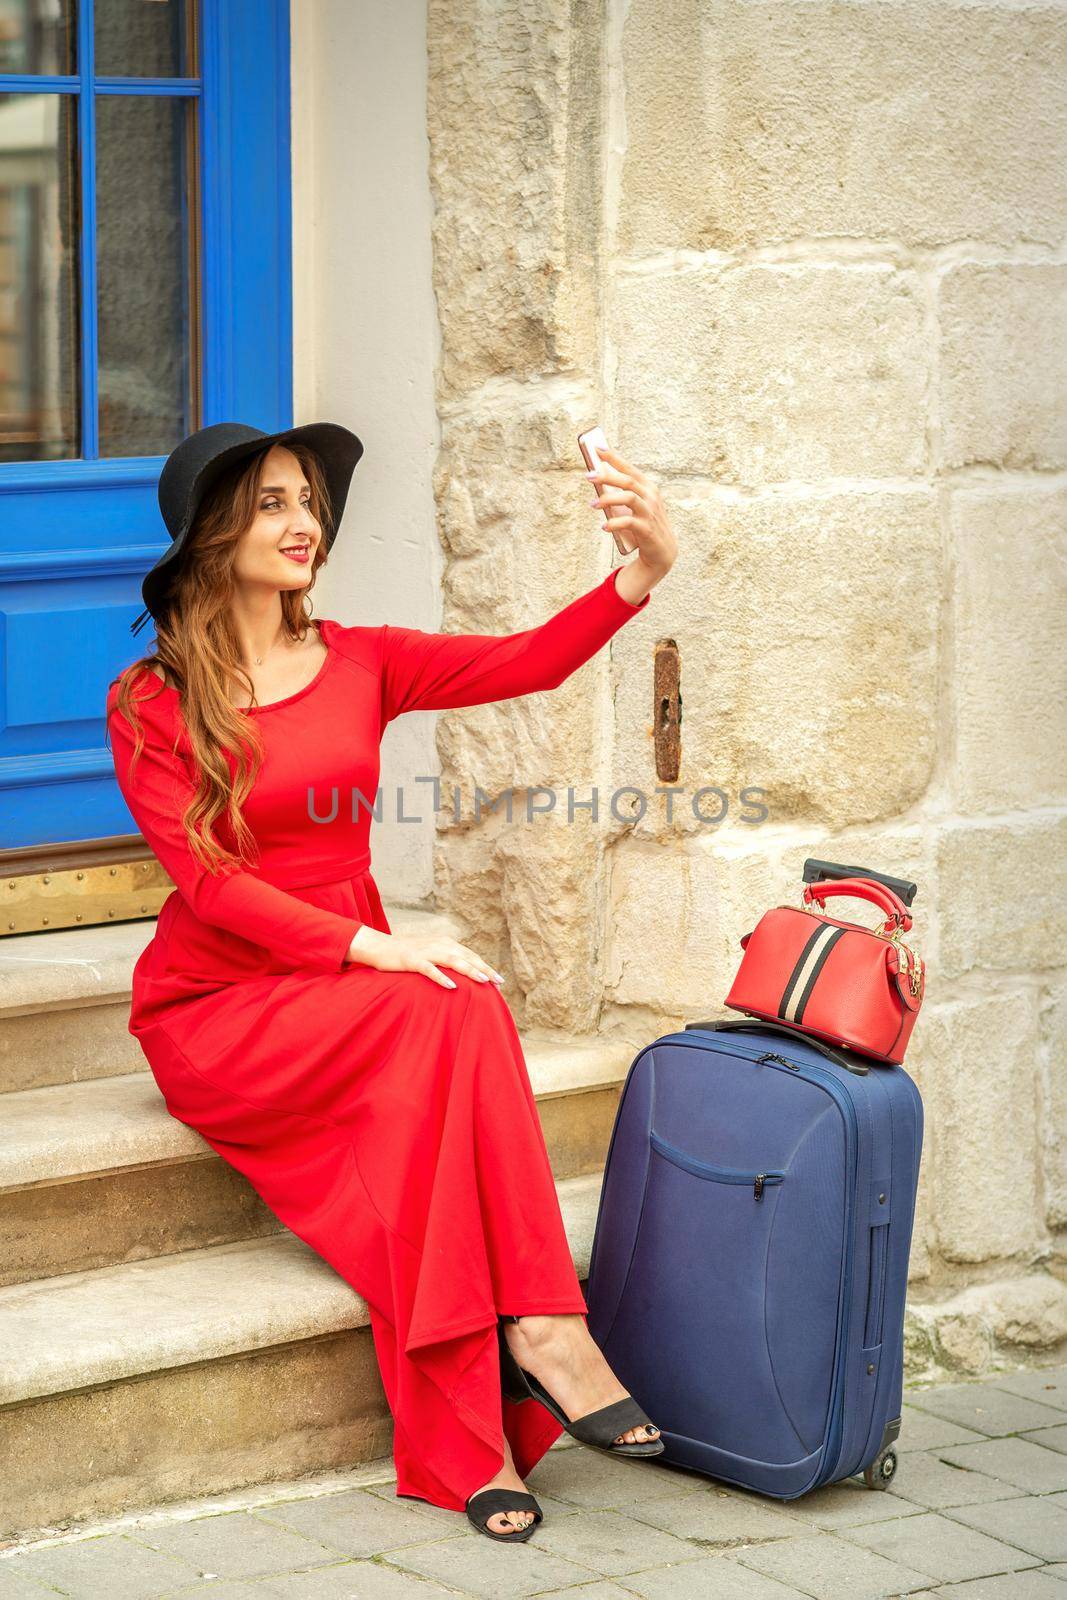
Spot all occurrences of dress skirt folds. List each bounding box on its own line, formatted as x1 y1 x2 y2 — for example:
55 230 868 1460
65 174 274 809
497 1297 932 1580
105 567 650 1512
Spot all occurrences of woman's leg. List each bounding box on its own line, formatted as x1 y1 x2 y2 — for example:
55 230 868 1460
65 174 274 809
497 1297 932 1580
501 1314 662 1445
462 987 660 1448
464 1316 662 1534
357 971 660 1519
465 1435 539 1534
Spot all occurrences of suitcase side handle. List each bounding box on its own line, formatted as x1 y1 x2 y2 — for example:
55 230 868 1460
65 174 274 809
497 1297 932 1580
803 857 918 908
683 1017 871 1076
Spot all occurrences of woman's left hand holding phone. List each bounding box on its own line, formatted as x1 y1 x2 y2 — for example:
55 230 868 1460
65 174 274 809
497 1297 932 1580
587 445 677 603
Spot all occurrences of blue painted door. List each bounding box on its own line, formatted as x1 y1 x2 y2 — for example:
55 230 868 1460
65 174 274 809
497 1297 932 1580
0 0 293 849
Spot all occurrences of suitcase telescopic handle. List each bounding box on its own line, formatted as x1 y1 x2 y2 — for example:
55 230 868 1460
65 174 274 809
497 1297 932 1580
803 857 918 908
803 876 913 934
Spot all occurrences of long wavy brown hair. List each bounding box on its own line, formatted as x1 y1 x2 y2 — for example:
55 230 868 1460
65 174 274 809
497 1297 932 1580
107 442 334 875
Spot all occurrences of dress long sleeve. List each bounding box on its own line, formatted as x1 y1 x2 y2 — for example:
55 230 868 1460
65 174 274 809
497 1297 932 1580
379 565 650 724
106 685 363 972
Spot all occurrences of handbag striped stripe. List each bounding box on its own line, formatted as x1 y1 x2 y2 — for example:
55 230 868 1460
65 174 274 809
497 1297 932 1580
779 923 847 1023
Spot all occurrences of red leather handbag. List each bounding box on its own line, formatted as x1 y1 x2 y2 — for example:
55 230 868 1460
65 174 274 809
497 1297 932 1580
724 867 925 1065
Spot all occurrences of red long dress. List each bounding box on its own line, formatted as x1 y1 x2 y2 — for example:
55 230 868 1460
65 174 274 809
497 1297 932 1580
105 565 650 1513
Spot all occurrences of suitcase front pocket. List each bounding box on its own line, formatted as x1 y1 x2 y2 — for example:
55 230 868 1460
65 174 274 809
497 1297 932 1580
613 1122 840 1467
649 1130 785 1200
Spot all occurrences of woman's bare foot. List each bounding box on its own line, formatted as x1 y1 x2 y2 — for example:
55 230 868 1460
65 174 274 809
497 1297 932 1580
467 1434 536 1535
504 1313 661 1446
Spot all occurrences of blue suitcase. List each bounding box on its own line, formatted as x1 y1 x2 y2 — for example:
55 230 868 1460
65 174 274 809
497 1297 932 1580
585 1017 924 1496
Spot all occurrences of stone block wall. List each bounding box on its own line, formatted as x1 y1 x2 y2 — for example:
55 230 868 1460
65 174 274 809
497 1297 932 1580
426 0 1067 1377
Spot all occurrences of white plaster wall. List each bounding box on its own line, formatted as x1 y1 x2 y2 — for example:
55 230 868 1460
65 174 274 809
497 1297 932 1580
290 0 441 905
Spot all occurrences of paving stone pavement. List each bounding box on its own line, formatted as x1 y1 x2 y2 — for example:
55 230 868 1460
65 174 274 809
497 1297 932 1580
3 1364 1067 1599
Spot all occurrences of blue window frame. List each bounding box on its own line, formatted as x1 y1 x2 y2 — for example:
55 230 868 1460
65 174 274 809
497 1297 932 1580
0 0 293 849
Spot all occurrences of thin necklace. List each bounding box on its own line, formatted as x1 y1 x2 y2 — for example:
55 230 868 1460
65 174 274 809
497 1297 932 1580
252 630 285 667
252 622 314 666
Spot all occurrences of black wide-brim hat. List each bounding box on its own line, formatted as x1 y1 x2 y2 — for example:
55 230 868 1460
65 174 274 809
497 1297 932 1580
130 420 364 637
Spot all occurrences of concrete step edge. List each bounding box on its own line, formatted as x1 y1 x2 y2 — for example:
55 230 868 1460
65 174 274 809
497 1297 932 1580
0 1034 634 1190
0 1171 604 1407
0 903 463 1018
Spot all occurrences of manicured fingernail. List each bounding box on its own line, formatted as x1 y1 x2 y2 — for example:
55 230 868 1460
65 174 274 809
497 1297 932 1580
475 972 489 981
445 978 456 988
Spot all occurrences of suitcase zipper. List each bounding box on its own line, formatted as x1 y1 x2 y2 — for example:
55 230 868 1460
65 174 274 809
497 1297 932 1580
648 1129 784 1199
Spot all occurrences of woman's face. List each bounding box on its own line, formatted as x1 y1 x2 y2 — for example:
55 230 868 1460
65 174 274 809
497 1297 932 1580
231 444 322 600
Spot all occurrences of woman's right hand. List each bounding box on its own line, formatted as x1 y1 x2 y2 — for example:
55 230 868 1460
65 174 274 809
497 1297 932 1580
345 925 505 990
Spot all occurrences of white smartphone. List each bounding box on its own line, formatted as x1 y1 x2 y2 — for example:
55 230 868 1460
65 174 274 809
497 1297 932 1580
578 425 637 556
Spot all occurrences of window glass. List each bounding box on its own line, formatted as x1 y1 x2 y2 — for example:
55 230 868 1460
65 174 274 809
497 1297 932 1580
94 0 192 78
96 91 194 455
0 0 77 76
0 91 80 462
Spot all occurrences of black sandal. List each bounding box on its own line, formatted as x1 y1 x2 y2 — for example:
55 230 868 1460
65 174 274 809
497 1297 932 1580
497 1315 665 1458
465 1485 543 1542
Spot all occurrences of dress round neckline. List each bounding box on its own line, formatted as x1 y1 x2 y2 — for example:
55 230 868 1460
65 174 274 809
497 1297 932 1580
139 620 336 713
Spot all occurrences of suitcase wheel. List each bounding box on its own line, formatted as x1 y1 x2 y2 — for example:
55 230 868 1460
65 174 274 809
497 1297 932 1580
863 1445 898 1490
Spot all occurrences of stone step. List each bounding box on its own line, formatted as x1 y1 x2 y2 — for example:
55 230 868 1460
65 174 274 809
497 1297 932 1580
0 904 466 1094
0 1036 634 1285
0 1171 604 1539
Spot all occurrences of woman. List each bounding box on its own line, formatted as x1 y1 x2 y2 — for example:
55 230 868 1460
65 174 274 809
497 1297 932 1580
106 420 678 1542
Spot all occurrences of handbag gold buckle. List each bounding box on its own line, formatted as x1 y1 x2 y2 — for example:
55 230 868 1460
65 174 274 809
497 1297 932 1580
890 927 923 997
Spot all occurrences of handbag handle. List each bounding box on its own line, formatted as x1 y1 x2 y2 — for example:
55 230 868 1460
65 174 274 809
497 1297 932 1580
803 875 913 934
